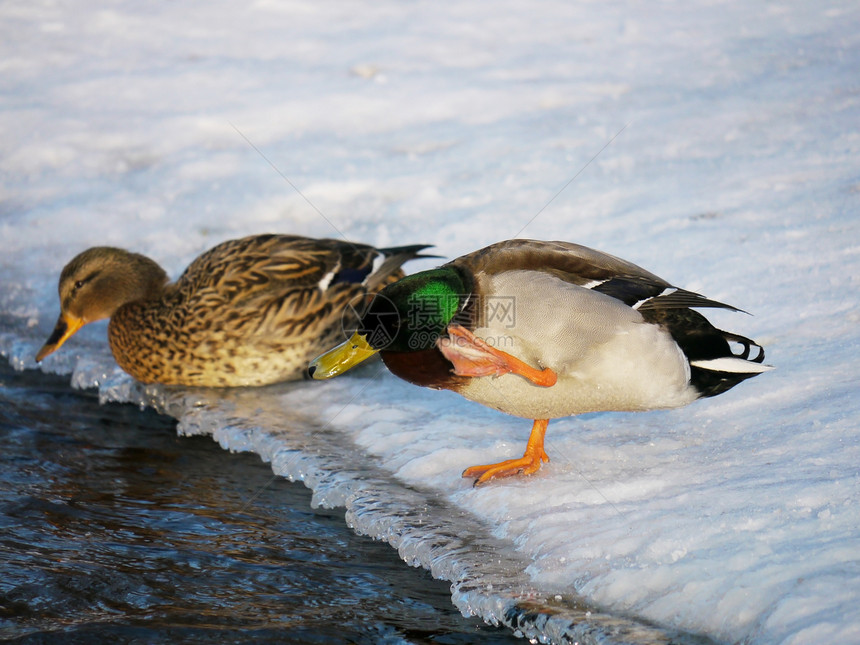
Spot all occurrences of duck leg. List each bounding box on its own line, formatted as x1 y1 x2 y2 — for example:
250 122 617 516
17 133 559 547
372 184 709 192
462 419 550 485
437 324 557 386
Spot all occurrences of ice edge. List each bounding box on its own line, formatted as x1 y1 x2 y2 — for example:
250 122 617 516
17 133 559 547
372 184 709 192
3 338 715 645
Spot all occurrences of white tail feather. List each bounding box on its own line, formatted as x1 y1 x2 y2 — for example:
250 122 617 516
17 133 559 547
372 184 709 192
690 357 773 374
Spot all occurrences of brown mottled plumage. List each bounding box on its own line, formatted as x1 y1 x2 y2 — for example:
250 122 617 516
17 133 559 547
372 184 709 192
36 234 431 386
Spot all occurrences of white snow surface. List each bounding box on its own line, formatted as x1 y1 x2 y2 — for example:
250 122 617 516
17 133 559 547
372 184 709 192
2 1 859 643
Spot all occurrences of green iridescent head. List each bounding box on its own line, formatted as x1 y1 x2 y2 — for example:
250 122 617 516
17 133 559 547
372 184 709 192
356 267 470 352
308 266 471 380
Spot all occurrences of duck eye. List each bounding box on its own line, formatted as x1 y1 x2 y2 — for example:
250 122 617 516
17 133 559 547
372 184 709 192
74 280 84 290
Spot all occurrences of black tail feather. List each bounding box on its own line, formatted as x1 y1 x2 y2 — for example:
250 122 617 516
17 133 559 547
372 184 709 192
639 306 768 398
720 331 766 363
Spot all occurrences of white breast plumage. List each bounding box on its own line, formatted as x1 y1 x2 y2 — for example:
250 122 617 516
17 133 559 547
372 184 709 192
459 271 698 419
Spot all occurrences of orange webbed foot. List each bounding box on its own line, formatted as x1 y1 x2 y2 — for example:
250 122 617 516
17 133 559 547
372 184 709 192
437 324 557 387
462 419 550 486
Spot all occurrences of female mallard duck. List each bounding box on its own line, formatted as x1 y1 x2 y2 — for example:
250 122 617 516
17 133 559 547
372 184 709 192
309 239 771 485
36 234 430 387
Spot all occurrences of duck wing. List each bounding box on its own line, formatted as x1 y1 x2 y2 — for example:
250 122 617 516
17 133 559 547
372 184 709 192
448 239 666 286
451 238 745 313
177 234 431 337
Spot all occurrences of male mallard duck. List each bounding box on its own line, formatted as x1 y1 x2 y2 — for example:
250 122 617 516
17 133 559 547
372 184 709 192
36 234 431 387
309 239 771 485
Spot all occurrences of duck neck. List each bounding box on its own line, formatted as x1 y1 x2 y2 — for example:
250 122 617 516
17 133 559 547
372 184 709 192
380 347 468 392
76 248 170 319
124 252 170 303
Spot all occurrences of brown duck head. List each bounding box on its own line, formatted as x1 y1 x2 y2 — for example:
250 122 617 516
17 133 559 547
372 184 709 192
36 246 168 361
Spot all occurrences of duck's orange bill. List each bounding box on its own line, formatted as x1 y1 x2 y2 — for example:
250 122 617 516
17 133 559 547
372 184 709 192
35 313 84 362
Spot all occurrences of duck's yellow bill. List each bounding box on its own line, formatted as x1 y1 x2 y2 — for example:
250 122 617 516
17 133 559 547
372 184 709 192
309 332 379 379
35 313 84 362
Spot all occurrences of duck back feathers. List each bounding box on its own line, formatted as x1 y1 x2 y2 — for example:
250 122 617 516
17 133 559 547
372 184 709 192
450 239 667 287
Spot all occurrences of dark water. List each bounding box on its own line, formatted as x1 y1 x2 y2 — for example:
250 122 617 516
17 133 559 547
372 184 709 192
0 359 521 644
